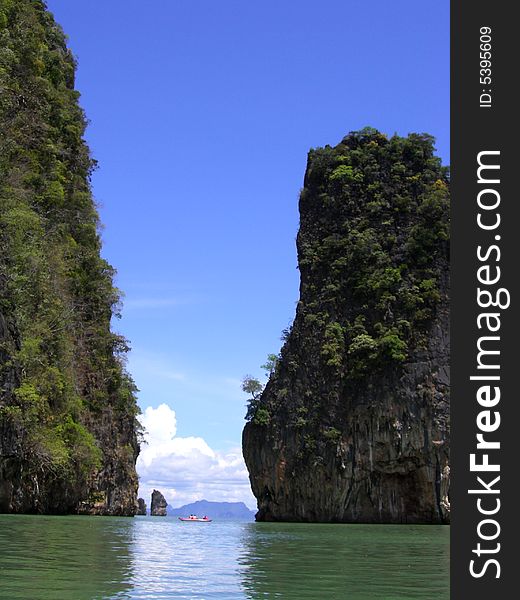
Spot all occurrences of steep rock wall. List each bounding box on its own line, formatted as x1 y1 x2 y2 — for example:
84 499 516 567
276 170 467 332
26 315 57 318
0 1 139 515
150 490 167 516
243 129 450 523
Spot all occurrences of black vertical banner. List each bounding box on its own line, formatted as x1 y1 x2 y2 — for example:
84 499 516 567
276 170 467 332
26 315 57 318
451 1 518 597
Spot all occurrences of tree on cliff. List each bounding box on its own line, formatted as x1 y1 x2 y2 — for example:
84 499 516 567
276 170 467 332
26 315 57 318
243 354 281 424
242 376 263 421
261 354 279 376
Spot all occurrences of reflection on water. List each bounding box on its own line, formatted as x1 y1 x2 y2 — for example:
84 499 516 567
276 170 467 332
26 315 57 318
0 515 449 600
239 523 449 599
126 518 245 599
0 514 134 600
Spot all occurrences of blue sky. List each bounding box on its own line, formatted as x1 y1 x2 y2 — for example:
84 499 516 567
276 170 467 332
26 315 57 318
46 0 449 508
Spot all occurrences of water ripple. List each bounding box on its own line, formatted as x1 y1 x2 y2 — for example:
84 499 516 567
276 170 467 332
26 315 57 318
0 515 449 600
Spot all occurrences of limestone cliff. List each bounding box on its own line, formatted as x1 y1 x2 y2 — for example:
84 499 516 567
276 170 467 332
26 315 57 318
137 498 147 515
0 1 139 514
243 129 450 523
150 490 167 516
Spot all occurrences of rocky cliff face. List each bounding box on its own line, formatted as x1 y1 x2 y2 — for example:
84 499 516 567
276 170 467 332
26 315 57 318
243 129 450 524
0 1 139 515
137 498 147 515
150 490 167 516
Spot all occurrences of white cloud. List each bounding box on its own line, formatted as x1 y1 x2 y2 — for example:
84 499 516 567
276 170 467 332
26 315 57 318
137 404 256 510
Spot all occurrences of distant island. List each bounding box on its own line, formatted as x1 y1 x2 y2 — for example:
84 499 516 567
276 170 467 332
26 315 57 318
166 500 255 521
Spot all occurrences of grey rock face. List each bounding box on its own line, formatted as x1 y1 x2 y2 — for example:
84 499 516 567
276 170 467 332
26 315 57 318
150 490 167 516
242 131 450 524
137 498 147 515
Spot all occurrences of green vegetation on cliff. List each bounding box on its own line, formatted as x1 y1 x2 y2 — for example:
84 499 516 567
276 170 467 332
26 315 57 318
0 0 139 514
298 127 449 380
247 128 449 427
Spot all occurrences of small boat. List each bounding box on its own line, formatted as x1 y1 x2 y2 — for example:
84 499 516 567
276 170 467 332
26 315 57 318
178 515 212 522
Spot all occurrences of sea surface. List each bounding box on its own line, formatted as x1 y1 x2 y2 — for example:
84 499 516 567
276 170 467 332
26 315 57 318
0 515 449 599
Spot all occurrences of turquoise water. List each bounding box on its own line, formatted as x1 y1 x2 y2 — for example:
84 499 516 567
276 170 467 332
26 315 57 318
0 515 449 599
